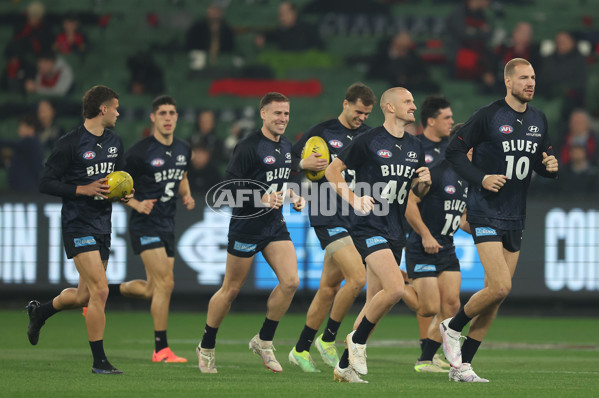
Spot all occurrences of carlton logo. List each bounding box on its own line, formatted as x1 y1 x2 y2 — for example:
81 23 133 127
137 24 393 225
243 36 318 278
151 158 165 167
444 185 456 194
499 125 514 134
377 149 392 158
263 156 276 164
83 151 96 160
425 154 433 164
328 140 343 148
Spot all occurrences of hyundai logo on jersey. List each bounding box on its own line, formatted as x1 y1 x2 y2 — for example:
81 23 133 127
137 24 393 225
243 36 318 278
528 126 539 133
83 151 96 160
151 158 165 167
108 146 118 154
444 185 456 194
499 125 514 134
328 139 343 148
425 154 434 163
377 149 392 158
407 151 417 158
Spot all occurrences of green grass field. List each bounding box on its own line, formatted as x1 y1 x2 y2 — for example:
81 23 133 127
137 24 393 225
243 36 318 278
1 310 598 397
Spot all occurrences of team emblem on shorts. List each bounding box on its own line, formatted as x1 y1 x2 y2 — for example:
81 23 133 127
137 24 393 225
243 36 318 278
444 185 456 194
377 149 392 158
425 154 433 163
328 139 343 148
151 158 165 167
263 156 276 164
499 125 514 134
83 151 96 160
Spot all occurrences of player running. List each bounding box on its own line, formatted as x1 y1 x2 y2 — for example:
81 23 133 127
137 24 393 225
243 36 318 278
196 93 305 373
288 83 375 372
108 95 194 363
326 87 431 383
27 85 131 374
409 95 455 370
405 124 469 373
442 58 558 382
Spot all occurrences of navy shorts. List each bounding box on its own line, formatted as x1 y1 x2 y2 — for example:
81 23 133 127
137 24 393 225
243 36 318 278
63 232 111 260
313 226 351 250
228 230 291 258
405 251 460 279
130 230 176 257
471 224 523 253
352 234 404 265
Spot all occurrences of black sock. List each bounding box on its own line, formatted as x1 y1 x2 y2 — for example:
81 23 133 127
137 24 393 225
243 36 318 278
419 338 426 354
39 300 59 321
352 316 375 345
259 317 279 341
322 318 341 342
154 330 168 352
90 340 108 367
108 283 122 298
295 325 317 352
338 349 349 369
418 338 442 361
201 324 218 349
448 307 472 333
461 337 481 364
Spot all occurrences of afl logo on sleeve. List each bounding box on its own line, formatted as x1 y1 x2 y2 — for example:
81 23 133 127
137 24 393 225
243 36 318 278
377 149 392 158
499 125 514 134
444 185 456 194
264 156 276 164
425 154 434 164
328 139 343 148
151 158 165 167
83 151 96 160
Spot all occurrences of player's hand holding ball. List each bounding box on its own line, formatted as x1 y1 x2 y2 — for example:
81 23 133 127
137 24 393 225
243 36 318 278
301 136 330 181
105 171 134 201
77 177 110 199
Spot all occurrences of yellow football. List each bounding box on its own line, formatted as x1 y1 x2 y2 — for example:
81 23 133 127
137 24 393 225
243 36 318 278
301 136 330 181
105 171 134 201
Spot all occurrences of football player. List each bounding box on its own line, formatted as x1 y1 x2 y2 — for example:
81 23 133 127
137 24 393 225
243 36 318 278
109 95 195 363
288 83 375 372
27 85 132 374
196 93 305 373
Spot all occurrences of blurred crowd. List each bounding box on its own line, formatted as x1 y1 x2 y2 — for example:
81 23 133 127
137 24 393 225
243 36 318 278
1 0 599 195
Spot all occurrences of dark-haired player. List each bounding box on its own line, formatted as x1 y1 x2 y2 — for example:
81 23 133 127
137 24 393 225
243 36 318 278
410 95 455 369
27 85 131 374
442 58 558 382
197 92 305 373
326 87 431 383
288 83 375 372
406 123 468 374
109 95 194 363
